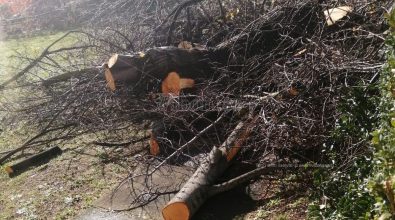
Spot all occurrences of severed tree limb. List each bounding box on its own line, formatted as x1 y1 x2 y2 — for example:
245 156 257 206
41 67 101 86
5 146 63 177
104 46 212 92
0 124 74 165
209 165 276 196
162 146 227 220
106 4 321 93
162 115 258 220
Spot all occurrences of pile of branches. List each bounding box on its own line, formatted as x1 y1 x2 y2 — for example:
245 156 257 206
0 0 391 218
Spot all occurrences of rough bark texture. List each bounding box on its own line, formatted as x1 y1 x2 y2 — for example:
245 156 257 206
42 67 100 86
5 146 62 177
162 117 257 220
162 146 227 220
105 47 213 92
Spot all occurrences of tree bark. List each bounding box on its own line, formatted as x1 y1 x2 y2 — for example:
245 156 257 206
105 3 321 92
104 47 212 92
162 116 259 220
41 67 100 86
5 146 62 177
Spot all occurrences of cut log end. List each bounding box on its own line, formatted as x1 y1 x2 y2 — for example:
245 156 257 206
4 166 13 175
180 78 195 90
108 54 119 69
104 68 116 91
162 202 190 220
161 72 195 96
5 146 62 177
149 135 160 156
162 72 182 95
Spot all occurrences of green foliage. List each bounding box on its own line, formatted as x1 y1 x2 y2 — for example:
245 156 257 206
308 115 374 219
308 9 395 219
366 18 395 218
307 78 379 219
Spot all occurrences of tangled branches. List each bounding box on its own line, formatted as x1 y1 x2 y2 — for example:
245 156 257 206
0 0 392 215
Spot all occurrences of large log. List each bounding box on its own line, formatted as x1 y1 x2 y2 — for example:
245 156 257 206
104 47 213 92
162 116 260 220
105 4 321 94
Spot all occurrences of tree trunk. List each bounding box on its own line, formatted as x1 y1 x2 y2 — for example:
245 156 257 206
162 116 258 220
104 47 213 92
104 4 321 93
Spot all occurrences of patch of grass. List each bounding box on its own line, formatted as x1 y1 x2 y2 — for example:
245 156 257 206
288 197 306 209
266 198 282 208
254 209 270 219
0 32 78 75
0 146 129 219
0 32 79 152
273 214 289 220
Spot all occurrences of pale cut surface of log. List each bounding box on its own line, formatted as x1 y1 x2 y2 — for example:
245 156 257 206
105 54 143 91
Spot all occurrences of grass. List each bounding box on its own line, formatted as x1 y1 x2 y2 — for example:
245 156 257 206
0 32 79 152
0 32 78 74
0 146 129 219
0 33 124 219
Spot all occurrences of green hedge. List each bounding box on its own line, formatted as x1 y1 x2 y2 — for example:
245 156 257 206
308 9 395 220
367 9 395 219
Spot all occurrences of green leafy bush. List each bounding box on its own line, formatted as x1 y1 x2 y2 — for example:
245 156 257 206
309 8 395 220
367 9 395 218
308 86 378 219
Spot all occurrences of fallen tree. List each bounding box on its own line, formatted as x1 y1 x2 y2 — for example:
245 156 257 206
104 3 322 94
0 0 391 219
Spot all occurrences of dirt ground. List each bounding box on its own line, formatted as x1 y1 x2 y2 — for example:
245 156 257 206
0 144 309 220
0 145 131 219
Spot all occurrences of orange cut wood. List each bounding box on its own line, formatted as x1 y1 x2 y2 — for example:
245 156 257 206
226 131 250 162
162 72 181 95
162 201 190 220
104 68 116 91
180 78 195 90
4 166 13 175
226 116 257 161
161 72 195 96
149 136 160 156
